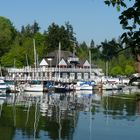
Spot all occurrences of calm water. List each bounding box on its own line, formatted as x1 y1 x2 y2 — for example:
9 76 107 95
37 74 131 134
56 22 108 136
0 90 140 140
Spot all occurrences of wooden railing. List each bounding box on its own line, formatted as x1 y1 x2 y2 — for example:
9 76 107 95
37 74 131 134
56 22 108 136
6 67 103 74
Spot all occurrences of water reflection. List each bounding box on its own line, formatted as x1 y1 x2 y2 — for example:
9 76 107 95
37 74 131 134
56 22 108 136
0 90 140 140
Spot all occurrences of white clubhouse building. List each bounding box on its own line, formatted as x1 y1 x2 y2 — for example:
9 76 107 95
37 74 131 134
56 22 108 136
5 50 104 82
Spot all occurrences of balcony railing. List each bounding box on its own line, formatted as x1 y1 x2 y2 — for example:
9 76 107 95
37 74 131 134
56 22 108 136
6 67 104 76
68 57 79 62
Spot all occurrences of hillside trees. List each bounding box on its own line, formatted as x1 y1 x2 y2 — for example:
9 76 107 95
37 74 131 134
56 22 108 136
0 20 78 67
99 39 120 75
76 41 89 60
0 15 135 76
0 20 45 67
99 37 135 76
44 22 77 52
89 40 101 61
0 16 16 58
21 21 40 37
104 0 140 73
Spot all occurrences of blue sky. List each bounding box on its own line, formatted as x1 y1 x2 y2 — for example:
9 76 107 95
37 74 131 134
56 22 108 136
0 0 125 45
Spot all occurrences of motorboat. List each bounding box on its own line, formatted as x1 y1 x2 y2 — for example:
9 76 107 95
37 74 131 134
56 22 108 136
74 80 95 90
0 79 10 93
24 91 43 97
24 80 44 92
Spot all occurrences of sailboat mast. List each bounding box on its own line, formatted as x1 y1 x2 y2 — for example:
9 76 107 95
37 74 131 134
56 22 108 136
26 54 29 67
73 43 75 58
14 58 16 69
58 42 61 80
33 39 37 69
89 49 91 80
0 65 2 77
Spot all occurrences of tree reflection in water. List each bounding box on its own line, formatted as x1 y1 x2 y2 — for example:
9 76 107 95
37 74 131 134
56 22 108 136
0 90 140 140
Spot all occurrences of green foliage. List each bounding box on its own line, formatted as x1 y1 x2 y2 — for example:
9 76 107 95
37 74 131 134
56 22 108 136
76 41 89 60
45 22 77 52
100 38 121 61
104 0 139 77
90 40 95 48
110 65 124 76
0 16 16 58
105 0 140 59
125 65 134 76
1 45 25 67
97 46 135 76
34 33 46 59
0 18 78 67
21 21 40 37
104 0 127 8
109 52 135 76
0 35 45 67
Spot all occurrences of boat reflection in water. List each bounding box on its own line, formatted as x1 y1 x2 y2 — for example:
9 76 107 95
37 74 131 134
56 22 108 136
0 89 140 140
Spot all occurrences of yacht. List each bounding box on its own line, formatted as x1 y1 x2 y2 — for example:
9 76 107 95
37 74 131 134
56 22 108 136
74 80 95 90
23 80 44 92
0 79 9 93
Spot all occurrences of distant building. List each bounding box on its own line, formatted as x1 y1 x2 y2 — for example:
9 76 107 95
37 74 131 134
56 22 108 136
6 50 104 82
39 50 103 81
41 50 90 68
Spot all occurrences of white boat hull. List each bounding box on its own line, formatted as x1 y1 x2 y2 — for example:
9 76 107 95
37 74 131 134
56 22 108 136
24 84 44 92
80 85 93 90
24 91 43 97
75 80 94 90
75 85 93 90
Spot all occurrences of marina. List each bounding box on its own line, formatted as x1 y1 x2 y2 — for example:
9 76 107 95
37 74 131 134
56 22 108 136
0 1 139 139
0 48 139 140
0 49 131 94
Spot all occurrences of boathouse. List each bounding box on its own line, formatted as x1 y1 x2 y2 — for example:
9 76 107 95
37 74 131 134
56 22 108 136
5 50 104 82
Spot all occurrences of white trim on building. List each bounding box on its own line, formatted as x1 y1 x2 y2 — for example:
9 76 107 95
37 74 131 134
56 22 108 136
58 58 67 66
83 60 90 67
40 59 48 66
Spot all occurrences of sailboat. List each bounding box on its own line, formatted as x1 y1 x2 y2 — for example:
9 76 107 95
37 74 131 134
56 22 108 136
53 42 66 93
23 39 44 92
74 50 94 91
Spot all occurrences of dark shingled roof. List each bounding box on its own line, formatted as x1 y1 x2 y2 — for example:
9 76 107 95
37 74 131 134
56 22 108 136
44 50 94 67
45 50 76 67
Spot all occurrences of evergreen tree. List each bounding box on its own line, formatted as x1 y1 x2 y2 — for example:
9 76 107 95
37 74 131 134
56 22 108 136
0 16 16 58
45 22 77 52
104 0 140 63
90 40 95 48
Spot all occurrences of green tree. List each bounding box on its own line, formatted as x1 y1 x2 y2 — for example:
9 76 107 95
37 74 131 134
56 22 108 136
0 16 16 59
125 65 135 76
31 21 40 34
101 38 121 61
0 35 45 68
65 21 77 45
90 39 101 62
1 45 25 67
90 39 95 48
110 65 124 76
45 23 61 52
100 38 122 75
20 21 40 37
34 32 46 58
90 42 101 61
104 0 140 64
45 22 77 53
22 24 32 37
77 42 89 59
